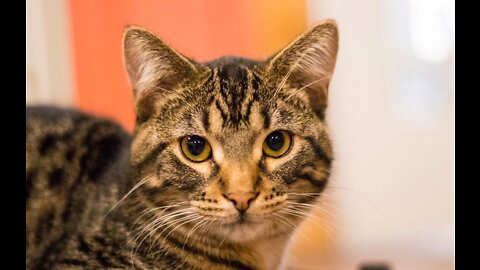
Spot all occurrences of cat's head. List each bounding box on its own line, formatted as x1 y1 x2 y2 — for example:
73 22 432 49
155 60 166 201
123 20 338 242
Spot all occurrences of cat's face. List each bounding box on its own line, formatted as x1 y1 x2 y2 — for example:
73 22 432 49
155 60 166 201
123 21 338 242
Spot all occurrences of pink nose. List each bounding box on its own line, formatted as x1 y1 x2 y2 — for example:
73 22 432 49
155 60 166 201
226 192 257 213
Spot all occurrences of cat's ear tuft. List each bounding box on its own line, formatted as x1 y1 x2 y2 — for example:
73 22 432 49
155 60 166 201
266 19 339 118
123 26 198 119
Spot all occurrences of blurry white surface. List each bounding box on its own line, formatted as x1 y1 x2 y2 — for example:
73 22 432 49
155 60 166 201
305 0 454 266
409 0 454 63
26 0 73 106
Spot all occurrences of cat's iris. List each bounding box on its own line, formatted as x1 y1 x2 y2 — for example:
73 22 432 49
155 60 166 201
263 130 292 158
181 135 212 162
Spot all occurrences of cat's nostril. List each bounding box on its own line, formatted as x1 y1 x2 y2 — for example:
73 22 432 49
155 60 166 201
229 198 238 206
226 192 258 214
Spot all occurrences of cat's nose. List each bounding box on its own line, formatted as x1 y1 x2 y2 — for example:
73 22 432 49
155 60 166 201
225 192 258 214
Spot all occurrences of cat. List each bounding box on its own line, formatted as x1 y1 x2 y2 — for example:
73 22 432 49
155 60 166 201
26 19 338 270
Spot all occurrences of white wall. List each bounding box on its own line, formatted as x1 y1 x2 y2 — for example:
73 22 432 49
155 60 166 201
26 0 73 106
303 0 454 267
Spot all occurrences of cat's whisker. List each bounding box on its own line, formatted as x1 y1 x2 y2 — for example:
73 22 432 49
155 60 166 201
200 218 215 236
131 202 187 231
287 192 323 197
270 216 295 242
182 217 211 252
281 206 330 228
150 85 173 93
103 175 152 219
137 201 188 216
147 209 198 239
271 212 297 231
194 218 212 251
272 213 312 243
271 216 297 244
136 207 181 231
324 186 395 229
131 209 194 256
286 192 331 200
283 75 332 102
283 205 340 237
283 204 325 218
286 201 319 207
291 204 341 225
275 194 340 245
131 208 190 244
285 200 329 212
217 220 230 250
320 209 339 228
278 209 308 220
143 214 200 256
144 211 196 242
160 216 203 247
286 194 319 199
285 201 339 219
280 207 339 242
271 51 308 100
285 193 340 209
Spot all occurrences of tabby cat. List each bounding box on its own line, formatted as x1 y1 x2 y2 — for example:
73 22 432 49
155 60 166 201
26 19 338 270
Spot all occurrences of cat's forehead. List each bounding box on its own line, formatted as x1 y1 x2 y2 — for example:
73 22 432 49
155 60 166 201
205 56 261 73
164 56 313 134
187 56 267 129
205 57 263 87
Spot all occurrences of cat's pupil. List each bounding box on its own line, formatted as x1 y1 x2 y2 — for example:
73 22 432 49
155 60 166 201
266 131 285 151
187 136 206 156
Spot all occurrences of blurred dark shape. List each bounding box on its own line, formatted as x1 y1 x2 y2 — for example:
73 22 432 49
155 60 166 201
359 262 390 270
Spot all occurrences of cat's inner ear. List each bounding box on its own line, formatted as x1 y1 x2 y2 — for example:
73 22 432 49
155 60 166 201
123 26 198 119
266 20 339 119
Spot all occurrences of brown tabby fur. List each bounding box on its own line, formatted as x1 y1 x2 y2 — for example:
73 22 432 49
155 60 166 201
26 19 339 270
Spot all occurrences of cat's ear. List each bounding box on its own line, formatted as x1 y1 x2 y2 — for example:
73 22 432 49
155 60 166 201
123 26 199 119
265 20 339 118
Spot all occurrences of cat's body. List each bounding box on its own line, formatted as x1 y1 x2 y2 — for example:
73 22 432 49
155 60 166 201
26 107 133 269
27 20 338 270
27 106 282 269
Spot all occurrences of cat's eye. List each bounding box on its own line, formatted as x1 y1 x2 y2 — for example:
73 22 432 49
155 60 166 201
181 135 212 162
262 130 292 158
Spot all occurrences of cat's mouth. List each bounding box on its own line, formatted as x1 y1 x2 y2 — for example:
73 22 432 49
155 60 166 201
221 213 262 227
211 213 273 242
233 216 254 225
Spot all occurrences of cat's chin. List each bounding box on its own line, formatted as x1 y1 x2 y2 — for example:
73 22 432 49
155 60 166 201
210 217 275 243
221 222 268 242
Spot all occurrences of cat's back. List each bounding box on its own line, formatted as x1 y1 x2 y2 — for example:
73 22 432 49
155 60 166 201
26 106 132 199
26 106 132 269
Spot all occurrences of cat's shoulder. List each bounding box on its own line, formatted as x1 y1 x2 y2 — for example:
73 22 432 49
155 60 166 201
26 105 131 141
26 105 132 174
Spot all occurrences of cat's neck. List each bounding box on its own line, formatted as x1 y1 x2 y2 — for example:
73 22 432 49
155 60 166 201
245 234 292 270
207 230 293 270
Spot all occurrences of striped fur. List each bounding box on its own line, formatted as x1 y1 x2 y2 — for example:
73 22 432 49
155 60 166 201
26 20 339 269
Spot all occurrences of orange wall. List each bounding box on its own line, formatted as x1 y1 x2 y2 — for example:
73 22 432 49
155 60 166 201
68 0 307 131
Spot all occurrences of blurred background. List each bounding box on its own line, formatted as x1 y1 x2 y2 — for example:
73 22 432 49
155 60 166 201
26 0 454 269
